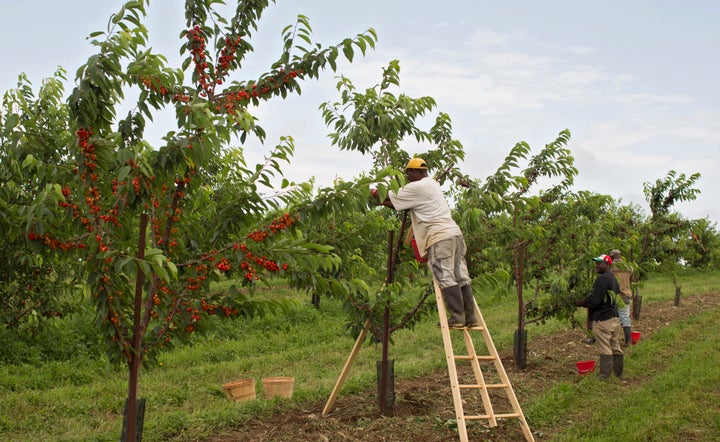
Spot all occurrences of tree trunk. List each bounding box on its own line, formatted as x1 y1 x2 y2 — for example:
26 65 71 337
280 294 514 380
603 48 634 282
513 240 528 370
674 286 681 307
125 213 148 442
514 329 528 369
376 358 395 415
378 302 394 415
632 289 643 321
311 292 320 309
377 230 396 415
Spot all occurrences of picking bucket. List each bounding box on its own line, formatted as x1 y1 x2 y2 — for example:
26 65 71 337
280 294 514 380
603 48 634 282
222 378 256 403
411 237 428 263
631 331 641 345
576 359 595 375
262 377 294 399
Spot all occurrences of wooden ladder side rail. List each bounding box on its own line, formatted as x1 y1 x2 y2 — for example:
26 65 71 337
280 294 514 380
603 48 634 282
322 318 371 416
433 280 470 442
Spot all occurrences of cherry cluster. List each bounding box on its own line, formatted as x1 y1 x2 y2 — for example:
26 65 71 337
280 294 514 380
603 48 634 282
215 34 243 83
216 257 231 272
186 26 213 95
247 212 296 242
27 229 85 251
182 25 304 120
29 128 121 251
139 75 169 96
200 299 238 317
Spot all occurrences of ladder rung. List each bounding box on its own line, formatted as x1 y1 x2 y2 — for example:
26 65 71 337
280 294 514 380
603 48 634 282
465 413 521 420
455 355 496 361
459 383 508 390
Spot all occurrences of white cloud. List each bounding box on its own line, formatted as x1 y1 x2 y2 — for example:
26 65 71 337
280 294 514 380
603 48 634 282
469 29 511 47
568 46 596 55
609 92 693 105
556 66 609 85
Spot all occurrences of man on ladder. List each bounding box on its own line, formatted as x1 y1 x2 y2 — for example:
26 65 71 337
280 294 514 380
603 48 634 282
381 158 535 442
380 157 477 328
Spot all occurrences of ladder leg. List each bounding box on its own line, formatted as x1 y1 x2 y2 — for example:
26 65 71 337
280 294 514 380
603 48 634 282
473 300 535 442
437 282 535 442
434 281 469 442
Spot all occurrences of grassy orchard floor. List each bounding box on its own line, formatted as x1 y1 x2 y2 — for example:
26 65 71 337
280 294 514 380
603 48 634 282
0 272 719 441
208 290 720 442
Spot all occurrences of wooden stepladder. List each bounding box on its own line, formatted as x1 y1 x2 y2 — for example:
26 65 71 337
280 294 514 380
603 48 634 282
434 280 535 442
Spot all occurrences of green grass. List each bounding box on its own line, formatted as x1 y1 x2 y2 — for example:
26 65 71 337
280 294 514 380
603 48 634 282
0 271 719 441
531 306 720 441
639 268 720 301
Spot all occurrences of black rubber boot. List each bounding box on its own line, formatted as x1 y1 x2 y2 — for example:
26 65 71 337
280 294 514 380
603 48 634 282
598 355 613 380
441 285 465 328
613 354 624 379
623 327 632 347
460 284 478 327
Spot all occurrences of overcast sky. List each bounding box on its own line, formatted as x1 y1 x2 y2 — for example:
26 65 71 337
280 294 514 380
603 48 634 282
2 1 719 224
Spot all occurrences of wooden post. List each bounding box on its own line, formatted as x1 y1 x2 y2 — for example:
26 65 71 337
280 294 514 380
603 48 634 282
322 319 371 415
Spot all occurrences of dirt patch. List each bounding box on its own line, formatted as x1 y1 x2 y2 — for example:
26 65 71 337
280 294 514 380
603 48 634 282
203 293 719 442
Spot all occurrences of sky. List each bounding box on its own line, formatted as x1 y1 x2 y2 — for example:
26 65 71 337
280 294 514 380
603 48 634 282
2 1 719 224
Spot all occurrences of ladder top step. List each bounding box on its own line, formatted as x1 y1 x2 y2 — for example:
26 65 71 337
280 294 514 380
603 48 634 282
448 326 485 330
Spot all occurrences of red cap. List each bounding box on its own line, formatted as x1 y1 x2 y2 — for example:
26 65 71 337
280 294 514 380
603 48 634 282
592 254 613 265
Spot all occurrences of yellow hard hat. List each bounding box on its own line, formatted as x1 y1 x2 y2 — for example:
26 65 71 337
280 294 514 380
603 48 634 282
404 157 428 170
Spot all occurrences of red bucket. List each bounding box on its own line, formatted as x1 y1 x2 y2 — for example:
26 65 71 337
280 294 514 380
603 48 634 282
576 359 595 375
411 237 428 263
631 331 641 345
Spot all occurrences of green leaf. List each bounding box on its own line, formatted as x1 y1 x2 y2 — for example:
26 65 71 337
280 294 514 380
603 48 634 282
150 260 169 282
342 39 354 61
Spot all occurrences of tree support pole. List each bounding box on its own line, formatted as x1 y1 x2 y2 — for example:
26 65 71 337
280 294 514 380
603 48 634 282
322 318 371 415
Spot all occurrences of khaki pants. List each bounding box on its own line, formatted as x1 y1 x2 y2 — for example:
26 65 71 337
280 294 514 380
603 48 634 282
427 235 471 289
592 317 623 356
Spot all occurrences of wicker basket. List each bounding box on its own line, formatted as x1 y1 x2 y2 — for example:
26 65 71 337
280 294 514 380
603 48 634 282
222 378 256 403
262 376 294 399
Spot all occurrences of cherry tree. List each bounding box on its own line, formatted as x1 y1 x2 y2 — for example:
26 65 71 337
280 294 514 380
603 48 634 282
318 60 469 413
15 1 376 439
457 131 579 369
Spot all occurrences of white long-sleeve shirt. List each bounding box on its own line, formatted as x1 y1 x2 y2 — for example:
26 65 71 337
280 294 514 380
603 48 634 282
388 177 461 257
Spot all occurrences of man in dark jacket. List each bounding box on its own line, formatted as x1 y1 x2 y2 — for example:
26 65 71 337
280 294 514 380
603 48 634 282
575 254 624 380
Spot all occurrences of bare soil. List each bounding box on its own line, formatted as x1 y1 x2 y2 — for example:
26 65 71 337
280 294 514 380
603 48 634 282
203 292 720 442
